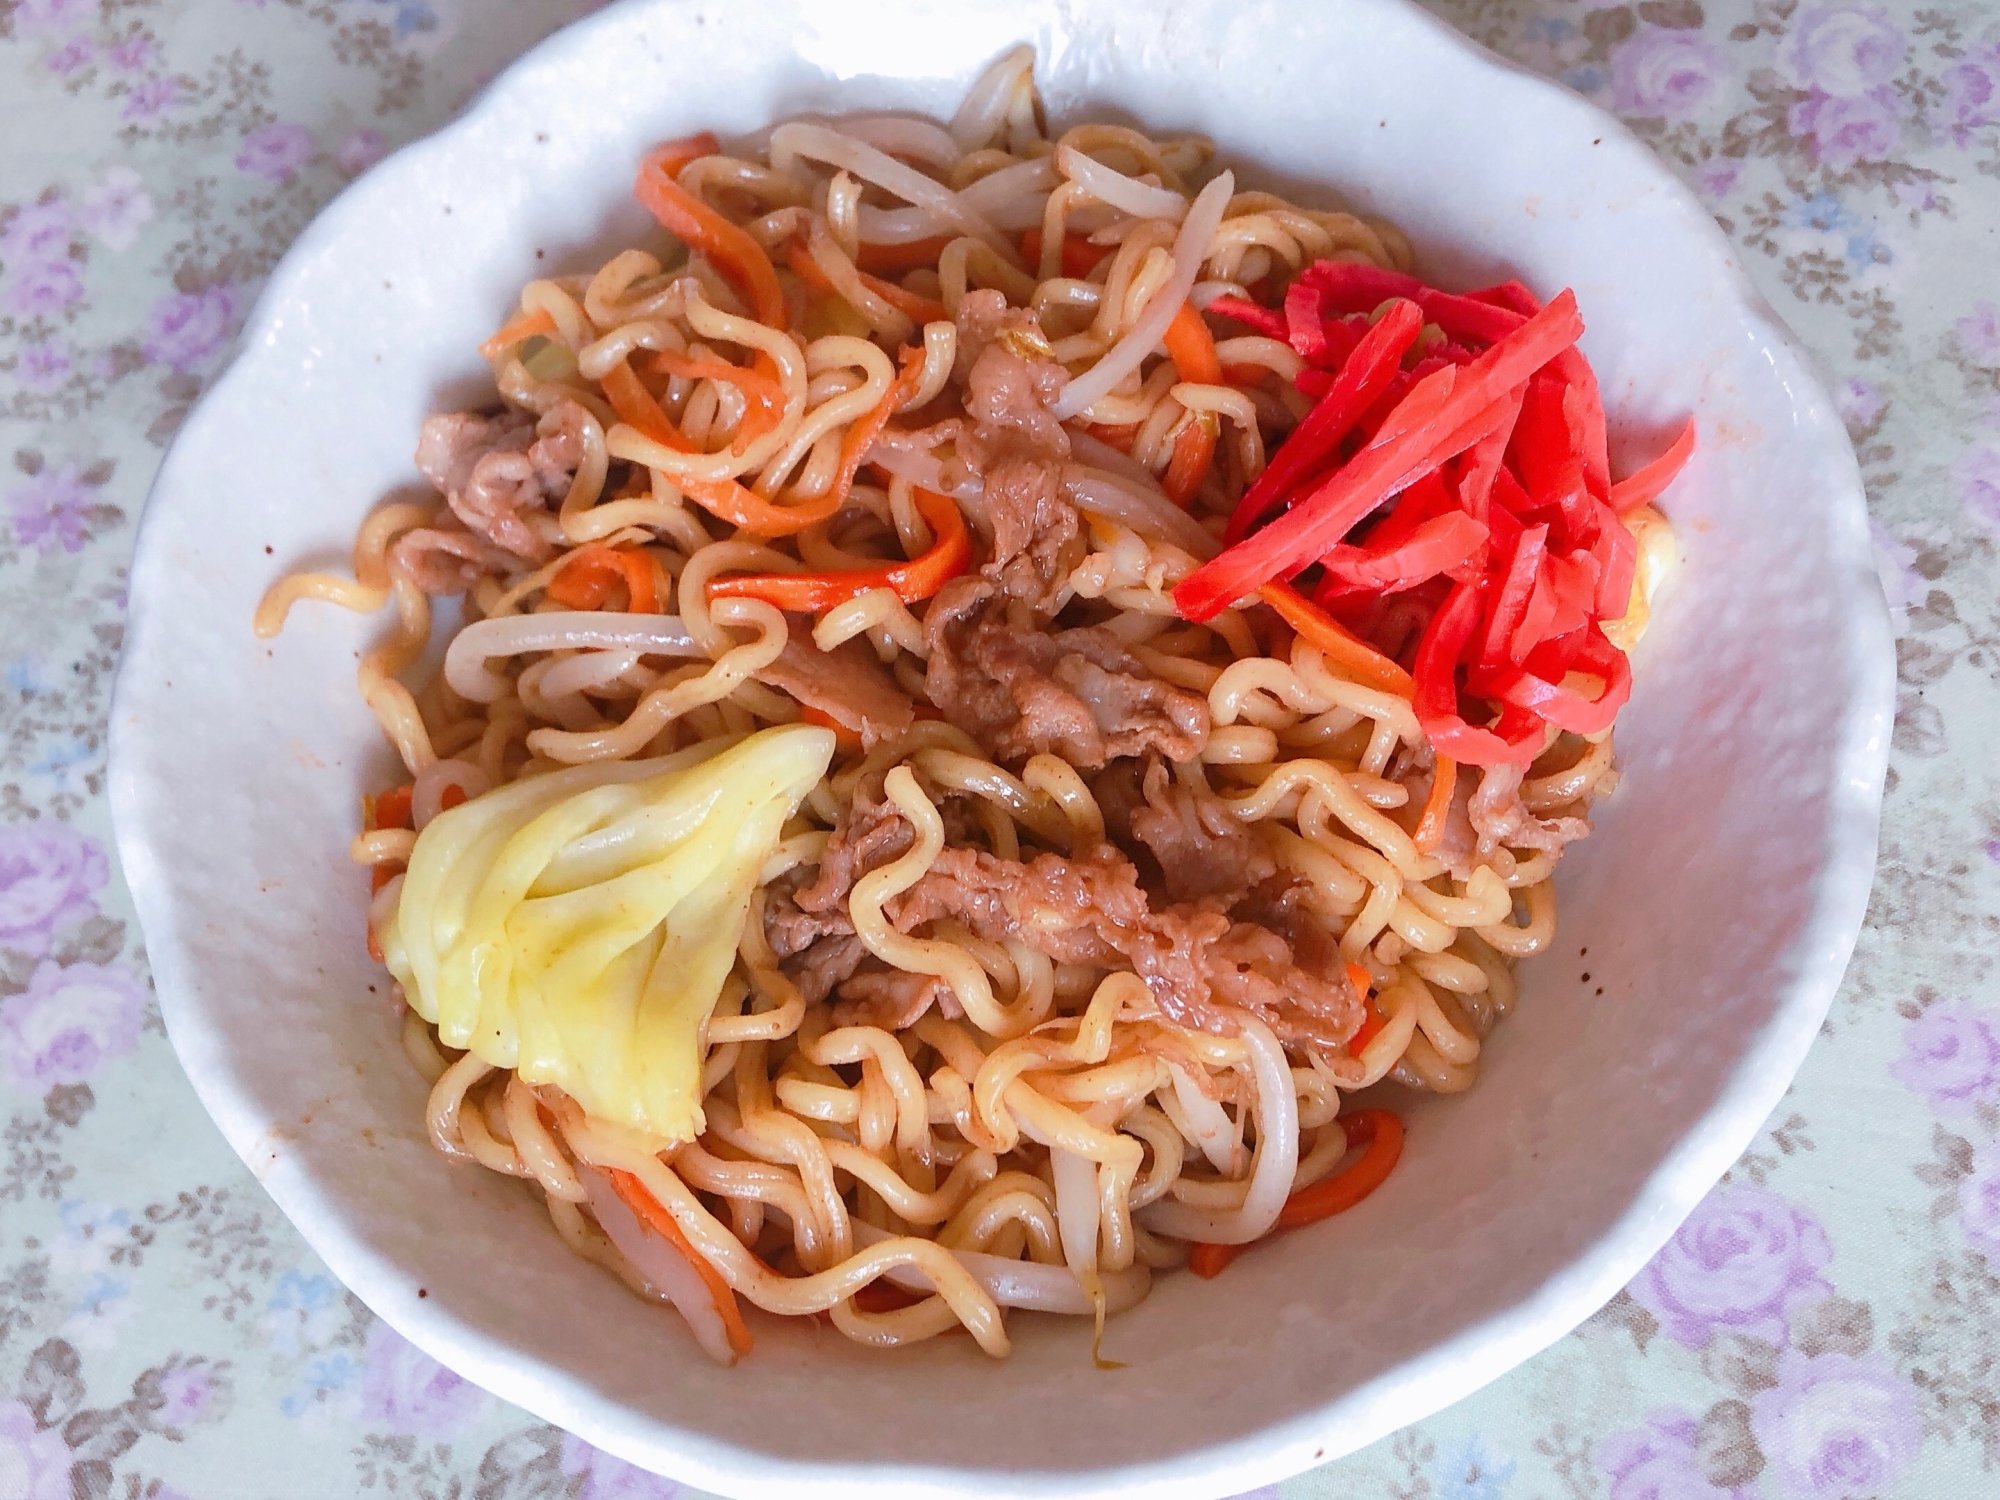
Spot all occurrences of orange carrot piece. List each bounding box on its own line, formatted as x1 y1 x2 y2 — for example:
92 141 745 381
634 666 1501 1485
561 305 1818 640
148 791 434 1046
798 704 863 752
1255 581 1415 699
1188 1109 1406 1277
478 307 556 362
646 348 787 451
600 360 825 536
1162 416 1217 508
1278 1110 1405 1227
1186 1242 1238 1280
784 242 949 327
1020 228 1115 278
373 785 414 831
608 1169 754 1358
707 486 968 612
1346 959 1387 1058
856 236 956 275
1164 301 1223 385
545 544 659 614
635 141 785 330
1083 421 1141 454
1413 756 1457 852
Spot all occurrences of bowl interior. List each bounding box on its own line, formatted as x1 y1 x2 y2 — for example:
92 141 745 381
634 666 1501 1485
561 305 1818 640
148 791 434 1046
109 1 1891 1496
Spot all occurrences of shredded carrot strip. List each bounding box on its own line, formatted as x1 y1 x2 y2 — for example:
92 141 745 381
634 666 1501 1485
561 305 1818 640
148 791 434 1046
707 486 968 612
783 242 949 327
601 360 826 537
1162 416 1217 508
1020 228 1114 278
1157 303 1224 506
1345 963 1386 1057
1164 301 1223 385
370 863 401 895
798 704 863 751
648 131 722 180
1083 421 1140 454
1279 1110 1404 1227
545 544 659 613
856 236 956 275
372 785 414 831
1188 1109 1406 1278
646 348 787 451
634 141 786 331
607 1169 754 1357
822 345 925 519
1186 1241 1236 1279
1255 581 1415 699
478 307 556 362
1413 756 1457 852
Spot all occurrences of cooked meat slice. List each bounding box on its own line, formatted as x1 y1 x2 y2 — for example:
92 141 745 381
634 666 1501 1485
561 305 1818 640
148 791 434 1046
886 842 1359 1050
762 875 854 959
981 453 1082 614
413 401 587 564
831 969 961 1031
787 934 868 1006
388 526 521 595
415 409 535 496
754 629 915 749
1468 763 1590 861
1129 758 1276 902
796 782 914 914
922 578 1209 769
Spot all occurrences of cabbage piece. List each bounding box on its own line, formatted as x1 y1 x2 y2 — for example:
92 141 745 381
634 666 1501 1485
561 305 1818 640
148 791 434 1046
382 725 834 1142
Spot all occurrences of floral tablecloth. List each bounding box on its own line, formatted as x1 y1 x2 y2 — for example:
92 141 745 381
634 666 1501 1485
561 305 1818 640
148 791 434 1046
0 0 1994 1496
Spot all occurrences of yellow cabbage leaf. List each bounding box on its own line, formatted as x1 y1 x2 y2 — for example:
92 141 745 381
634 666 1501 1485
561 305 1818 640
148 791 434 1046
381 724 834 1143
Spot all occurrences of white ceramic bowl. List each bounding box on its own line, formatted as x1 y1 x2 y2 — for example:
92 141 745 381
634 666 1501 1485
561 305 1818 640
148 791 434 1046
108 1 1894 1494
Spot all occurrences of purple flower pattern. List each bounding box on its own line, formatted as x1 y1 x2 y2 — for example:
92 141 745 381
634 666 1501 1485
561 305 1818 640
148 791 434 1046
141 283 236 373
1611 28 1728 119
1892 1001 2000 1115
1629 1186 1834 1349
0 1400 71 1500
235 122 315 182
1951 442 2000 533
1597 1411 1751 1500
561 1433 685 1500
0 821 107 956
1752 1351 1920 1500
0 960 145 1091
358 1322 485 1437
7 465 95 554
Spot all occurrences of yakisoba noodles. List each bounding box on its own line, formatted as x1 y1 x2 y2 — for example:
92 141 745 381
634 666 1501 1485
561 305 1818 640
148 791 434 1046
257 47 1687 1363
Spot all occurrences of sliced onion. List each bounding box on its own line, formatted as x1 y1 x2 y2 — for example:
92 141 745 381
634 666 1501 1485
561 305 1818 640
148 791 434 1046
769 123 1013 256
1061 466 1219 560
579 1167 738 1365
1048 171 1234 422
847 1221 1150 1316
1137 1016 1298 1245
834 115 962 170
444 612 702 703
1056 145 1187 222
858 159 1058 242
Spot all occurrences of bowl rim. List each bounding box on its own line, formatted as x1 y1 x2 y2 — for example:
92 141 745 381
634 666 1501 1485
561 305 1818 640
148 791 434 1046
108 0 1895 1494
